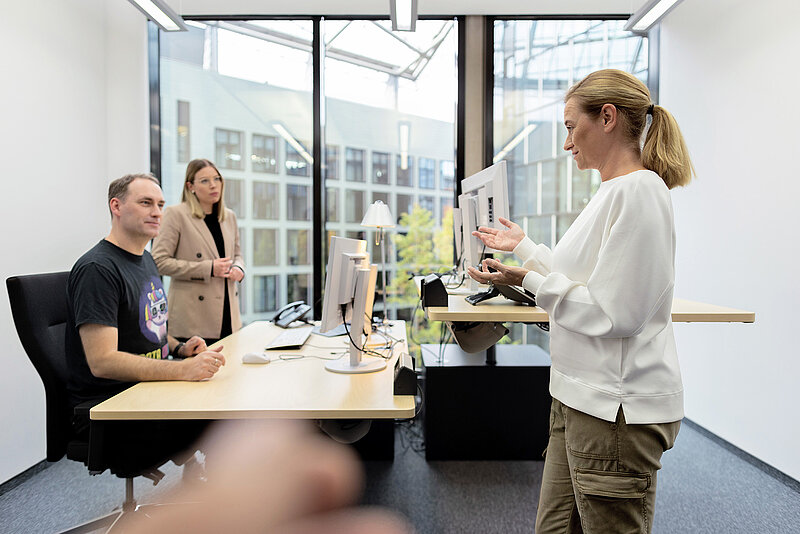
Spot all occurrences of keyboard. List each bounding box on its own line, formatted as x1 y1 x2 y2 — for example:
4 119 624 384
265 325 314 350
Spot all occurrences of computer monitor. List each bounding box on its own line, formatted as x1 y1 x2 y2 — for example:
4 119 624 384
460 160 509 254
319 236 386 374
454 161 510 281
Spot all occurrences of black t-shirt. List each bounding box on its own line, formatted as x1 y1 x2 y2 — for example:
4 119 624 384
66 240 169 406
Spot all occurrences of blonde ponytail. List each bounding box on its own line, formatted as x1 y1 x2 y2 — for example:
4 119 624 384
566 69 695 189
642 105 695 189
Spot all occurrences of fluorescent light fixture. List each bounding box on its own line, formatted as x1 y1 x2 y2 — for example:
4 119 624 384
389 0 418 32
624 0 684 34
273 123 314 165
493 123 538 163
127 0 187 32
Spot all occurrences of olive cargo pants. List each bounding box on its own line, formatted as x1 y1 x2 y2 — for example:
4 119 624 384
536 398 681 534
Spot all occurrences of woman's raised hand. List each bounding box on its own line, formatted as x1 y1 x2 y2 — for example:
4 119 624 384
471 217 525 252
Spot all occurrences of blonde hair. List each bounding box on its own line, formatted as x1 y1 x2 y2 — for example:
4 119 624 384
183 158 227 221
565 69 695 189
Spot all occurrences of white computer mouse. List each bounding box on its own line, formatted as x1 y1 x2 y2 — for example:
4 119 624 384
242 352 271 364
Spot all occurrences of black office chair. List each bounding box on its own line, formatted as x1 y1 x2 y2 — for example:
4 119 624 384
6 272 169 533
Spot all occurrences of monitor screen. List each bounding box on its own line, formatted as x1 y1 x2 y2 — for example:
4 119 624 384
320 235 386 374
455 161 510 272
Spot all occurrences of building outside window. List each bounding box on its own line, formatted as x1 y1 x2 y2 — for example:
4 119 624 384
396 193 413 224
161 20 456 324
440 160 454 191
215 128 244 170
177 100 190 162
253 229 278 266
254 275 278 313
285 139 311 177
252 134 278 173
419 157 435 189
287 184 310 221
345 147 365 182
418 195 435 219
325 145 340 180
287 274 311 304
287 229 310 266
372 151 390 184
345 189 365 223
396 154 414 187
224 178 244 218
252 181 279 220
326 187 339 222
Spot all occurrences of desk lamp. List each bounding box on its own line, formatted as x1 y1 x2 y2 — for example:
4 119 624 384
361 200 395 327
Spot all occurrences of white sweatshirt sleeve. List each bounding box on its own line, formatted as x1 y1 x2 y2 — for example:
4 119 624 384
513 236 553 276
521 179 675 338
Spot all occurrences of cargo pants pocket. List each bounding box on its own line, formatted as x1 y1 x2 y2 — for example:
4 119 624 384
574 468 650 534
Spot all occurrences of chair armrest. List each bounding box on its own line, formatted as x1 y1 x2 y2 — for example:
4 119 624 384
73 399 100 418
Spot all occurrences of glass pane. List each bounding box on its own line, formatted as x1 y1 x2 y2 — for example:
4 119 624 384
326 187 339 222
254 275 277 314
160 20 313 325
440 160 454 191
345 147 365 182
252 181 279 220
287 274 311 304
345 189 365 223
287 184 310 221
372 151 390 184
419 157 436 189
253 229 278 266
325 145 340 180
252 134 278 173
396 154 415 187
322 19 458 333
224 178 244 219
287 229 310 266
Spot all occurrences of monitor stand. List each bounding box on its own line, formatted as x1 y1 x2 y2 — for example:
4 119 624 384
313 323 348 337
326 266 387 374
326 355 387 374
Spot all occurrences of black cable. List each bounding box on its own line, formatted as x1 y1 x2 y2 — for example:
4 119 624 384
341 304 392 360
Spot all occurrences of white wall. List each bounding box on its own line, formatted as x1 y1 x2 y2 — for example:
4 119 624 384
661 0 800 481
0 0 149 484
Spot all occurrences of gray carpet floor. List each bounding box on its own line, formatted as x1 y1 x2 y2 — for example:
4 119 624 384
1 420 799 534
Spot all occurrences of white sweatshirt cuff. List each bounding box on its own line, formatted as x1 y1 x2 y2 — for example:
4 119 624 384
513 236 537 261
522 270 546 294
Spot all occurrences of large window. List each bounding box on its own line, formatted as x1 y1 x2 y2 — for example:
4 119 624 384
159 19 458 327
160 21 313 322
493 18 648 347
252 134 278 173
215 128 244 170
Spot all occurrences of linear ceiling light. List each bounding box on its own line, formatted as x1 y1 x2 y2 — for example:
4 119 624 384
624 0 684 34
126 0 187 32
390 0 418 32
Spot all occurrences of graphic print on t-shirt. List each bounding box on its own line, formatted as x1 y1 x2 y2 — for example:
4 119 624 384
140 277 168 345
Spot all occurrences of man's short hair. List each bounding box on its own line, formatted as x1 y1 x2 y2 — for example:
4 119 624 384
108 174 161 216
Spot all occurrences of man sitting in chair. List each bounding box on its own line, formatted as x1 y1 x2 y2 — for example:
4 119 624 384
65 173 224 477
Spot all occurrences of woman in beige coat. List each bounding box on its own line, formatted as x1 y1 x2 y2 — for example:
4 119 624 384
153 159 244 345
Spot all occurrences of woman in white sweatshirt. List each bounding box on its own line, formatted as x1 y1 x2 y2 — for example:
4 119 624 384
469 69 694 534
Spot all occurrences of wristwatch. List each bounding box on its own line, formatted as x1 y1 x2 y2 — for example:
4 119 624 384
174 342 186 358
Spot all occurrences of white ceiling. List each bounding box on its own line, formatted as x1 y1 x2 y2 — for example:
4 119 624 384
166 0 644 17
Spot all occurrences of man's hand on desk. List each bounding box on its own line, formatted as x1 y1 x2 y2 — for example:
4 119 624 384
179 346 225 381
124 420 412 534
467 258 528 287
180 335 208 356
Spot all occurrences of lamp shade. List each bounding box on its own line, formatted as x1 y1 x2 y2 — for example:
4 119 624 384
361 200 395 228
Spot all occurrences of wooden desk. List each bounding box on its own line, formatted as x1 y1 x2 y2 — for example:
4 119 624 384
425 294 755 324
91 321 415 421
